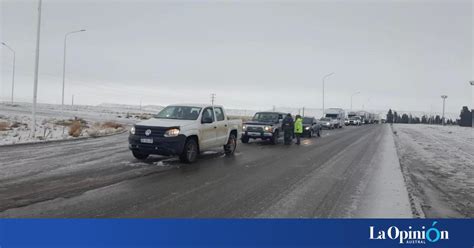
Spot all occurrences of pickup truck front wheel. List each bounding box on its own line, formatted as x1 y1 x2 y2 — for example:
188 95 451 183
132 151 149 160
180 138 198 163
224 133 237 156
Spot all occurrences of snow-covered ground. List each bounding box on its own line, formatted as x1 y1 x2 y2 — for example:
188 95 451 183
0 102 141 145
392 124 474 218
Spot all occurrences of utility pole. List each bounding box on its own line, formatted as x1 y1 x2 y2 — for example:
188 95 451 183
1 42 15 105
441 95 448 125
470 81 473 127
32 0 43 137
322 72 334 116
210 93 216 107
302 107 305 117
71 94 74 106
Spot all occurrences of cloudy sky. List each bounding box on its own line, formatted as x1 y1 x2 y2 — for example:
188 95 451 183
1 0 472 113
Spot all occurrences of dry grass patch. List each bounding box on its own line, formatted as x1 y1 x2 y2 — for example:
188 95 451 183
102 121 123 129
68 121 83 137
0 121 10 131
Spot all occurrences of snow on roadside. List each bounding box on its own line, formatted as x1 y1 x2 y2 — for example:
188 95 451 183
392 124 474 218
0 103 132 146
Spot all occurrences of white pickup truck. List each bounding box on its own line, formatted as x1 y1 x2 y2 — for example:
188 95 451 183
128 104 242 163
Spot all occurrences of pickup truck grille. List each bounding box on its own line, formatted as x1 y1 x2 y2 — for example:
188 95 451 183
134 126 168 137
247 126 263 132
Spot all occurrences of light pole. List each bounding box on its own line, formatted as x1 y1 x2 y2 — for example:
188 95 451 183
32 0 43 137
62 29 86 109
350 91 360 112
1 42 15 104
441 95 448 125
322 72 334 116
470 81 473 127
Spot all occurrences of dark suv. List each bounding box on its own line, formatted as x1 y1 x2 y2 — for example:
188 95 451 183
241 112 285 144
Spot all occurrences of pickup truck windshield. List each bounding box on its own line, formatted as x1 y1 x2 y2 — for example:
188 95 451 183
155 106 202 120
320 117 331 121
325 114 338 118
252 113 279 123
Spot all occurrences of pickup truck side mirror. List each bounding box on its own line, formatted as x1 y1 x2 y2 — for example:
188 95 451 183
202 117 213 124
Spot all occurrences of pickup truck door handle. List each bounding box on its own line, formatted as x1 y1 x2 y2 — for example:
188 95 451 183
224 124 227 127
214 126 217 129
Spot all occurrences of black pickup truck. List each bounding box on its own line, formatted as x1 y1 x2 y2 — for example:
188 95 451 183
241 112 285 144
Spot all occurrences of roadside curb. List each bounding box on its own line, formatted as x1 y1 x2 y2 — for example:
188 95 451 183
390 124 426 218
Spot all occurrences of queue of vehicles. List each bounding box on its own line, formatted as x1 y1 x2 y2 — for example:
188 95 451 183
128 104 378 163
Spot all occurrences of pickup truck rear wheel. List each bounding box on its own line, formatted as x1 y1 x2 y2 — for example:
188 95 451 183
241 136 249 144
180 138 198 163
132 151 149 160
224 133 237 155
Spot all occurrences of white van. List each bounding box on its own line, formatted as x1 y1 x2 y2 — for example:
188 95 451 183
324 108 346 128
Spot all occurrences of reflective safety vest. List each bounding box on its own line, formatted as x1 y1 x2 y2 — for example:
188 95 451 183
294 118 303 134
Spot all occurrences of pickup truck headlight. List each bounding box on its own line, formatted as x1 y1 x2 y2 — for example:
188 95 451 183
130 126 136 135
242 125 247 131
264 126 273 132
164 128 180 137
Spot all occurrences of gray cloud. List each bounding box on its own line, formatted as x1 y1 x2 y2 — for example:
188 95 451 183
1 0 472 113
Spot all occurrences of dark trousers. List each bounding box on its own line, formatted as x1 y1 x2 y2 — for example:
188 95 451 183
295 133 301 144
284 130 293 144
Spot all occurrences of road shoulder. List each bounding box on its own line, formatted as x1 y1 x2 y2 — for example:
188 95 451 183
352 124 413 218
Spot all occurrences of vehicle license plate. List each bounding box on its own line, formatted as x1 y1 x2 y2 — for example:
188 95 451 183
140 138 153 144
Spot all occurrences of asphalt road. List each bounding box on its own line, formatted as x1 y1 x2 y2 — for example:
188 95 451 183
0 124 412 217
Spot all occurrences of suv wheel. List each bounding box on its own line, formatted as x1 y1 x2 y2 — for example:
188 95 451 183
241 136 249 144
224 133 237 156
180 138 198 163
132 151 149 160
270 131 279 145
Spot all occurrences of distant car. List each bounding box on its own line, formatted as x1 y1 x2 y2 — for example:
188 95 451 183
302 117 321 137
348 116 362 126
344 118 350 126
319 117 334 129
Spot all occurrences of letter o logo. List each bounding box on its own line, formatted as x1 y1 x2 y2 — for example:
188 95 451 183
426 227 440 242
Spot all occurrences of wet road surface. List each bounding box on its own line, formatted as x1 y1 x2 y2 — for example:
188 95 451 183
0 125 412 217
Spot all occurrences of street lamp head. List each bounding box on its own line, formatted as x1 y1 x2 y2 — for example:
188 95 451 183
441 95 448 99
1 42 5 45
470 81 474 86
323 72 335 80
80 29 86 32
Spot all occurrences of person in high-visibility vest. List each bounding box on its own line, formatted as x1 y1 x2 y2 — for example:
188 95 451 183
294 115 303 145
